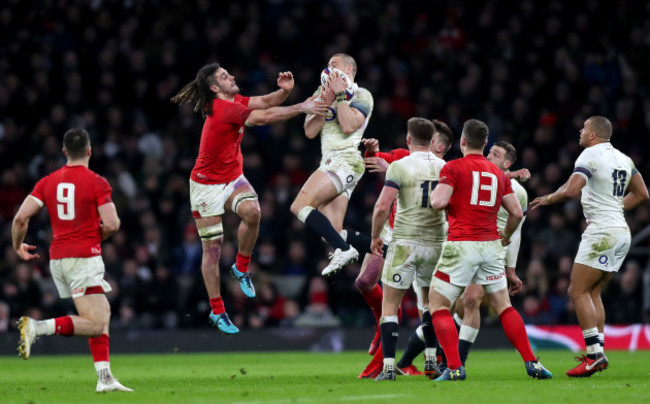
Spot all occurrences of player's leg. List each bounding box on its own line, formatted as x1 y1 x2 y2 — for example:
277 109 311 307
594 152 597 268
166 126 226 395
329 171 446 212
396 283 425 374
591 274 611 349
566 263 612 376
428 286 465 380
318 192 361 275
226 180 260 298
484 288 551 379
458 283 483 366
74 294 132 392
355 253 384 355
376 284 407 381
418 285 441 379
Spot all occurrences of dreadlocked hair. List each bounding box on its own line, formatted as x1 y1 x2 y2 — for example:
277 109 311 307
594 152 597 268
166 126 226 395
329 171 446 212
170 63 221 119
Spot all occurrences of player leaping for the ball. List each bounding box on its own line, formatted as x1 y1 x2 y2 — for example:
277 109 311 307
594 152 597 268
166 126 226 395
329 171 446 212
171 63 328 334
290 53 374 275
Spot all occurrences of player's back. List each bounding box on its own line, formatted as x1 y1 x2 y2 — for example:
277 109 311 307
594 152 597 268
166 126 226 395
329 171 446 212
31 165 112 259
576 143 635 228
441 154 512 241
388 151 447 242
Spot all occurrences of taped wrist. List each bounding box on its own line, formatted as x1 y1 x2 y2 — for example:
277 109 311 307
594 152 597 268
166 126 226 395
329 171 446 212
335 91 347 102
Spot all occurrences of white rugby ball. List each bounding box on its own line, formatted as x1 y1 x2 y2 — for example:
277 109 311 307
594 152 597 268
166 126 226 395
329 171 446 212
320 67 355 100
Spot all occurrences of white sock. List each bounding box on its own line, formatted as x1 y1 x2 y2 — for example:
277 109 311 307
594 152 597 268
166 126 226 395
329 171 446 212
415 324 425 342
598 332 605 347
424 348 437 362
583 327 603 355
383 357 395 370
35 319 55 336
95 361 111 380
459 325 479 343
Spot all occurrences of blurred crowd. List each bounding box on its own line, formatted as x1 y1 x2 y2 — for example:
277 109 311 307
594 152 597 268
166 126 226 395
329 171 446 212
1 0 650 333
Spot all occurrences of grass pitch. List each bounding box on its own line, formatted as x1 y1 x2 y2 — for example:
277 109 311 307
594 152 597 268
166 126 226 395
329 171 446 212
0 350 648 404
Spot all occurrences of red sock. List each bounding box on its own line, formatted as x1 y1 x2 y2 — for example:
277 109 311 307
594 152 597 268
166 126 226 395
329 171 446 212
209 297 225 315
236 253 251 273
432 309 462 370
54 316 74 336
89 333 110 362
499 306 536 362
361 284 383 322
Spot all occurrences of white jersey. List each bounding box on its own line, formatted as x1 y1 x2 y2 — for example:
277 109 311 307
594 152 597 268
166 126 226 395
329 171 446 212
385 151 447 242
497 178 527 268
317 86 374 157
573 142 636 229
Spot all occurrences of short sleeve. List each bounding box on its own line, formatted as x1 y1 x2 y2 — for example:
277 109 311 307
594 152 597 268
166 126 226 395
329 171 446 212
349 89 373 118
438 163 455 188
30 177 46 207
385 163 401 190
573 149 595 180
234 94 250 107
216 99 253 125
95 176 113 207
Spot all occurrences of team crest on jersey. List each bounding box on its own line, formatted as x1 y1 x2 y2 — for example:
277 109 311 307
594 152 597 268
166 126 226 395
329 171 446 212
239 126 244 134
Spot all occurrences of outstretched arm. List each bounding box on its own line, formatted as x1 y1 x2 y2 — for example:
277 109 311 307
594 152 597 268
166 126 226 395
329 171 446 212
247 95 328 127
248 72 294 109
12 196 42 260
304 86 335 139
529 173 586 210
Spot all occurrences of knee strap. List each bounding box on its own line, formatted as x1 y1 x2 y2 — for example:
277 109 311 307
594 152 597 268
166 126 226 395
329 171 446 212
232 192 258 214
198 223 223 241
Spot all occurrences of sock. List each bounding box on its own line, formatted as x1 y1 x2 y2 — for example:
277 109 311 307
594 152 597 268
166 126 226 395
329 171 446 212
303 209 349 250
397 327 426 368
598 332 605 348
34 319 56 336
380 316 399 362
382 357 395 372
235 253 251 273
89 333 110 367
499 306 536 362
346 230 372 256
95 361 112 381
361 284 383 322
54 316 74 336
583 327 602 357
432 309 462 370
209 297 225 315
458 325 479 366
421 312 438 351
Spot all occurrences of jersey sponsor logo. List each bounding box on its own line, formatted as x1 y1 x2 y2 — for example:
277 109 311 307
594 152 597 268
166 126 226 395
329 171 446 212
91 247 101 255
72 287 85 296
197 173 208 180
392 274 402 283
485 273 505 281
346 175 353 184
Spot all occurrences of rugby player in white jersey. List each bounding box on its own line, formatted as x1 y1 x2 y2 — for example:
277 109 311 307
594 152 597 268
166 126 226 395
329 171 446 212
530 115 649 377
290 53 374 275
369 118 447 381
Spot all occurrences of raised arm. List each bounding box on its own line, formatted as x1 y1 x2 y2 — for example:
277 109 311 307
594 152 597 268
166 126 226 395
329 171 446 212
623 172 649 210
304 87 335 139
247 72 294 109
12 196 42 260
329 72 365 135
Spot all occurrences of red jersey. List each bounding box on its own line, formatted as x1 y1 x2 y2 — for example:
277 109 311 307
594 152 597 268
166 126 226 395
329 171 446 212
365 148 411 229
30 165 113 259
438 154 513 241
190 94 253 184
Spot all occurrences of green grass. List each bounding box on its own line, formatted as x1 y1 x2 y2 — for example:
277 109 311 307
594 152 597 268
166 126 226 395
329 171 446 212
0 350 648 404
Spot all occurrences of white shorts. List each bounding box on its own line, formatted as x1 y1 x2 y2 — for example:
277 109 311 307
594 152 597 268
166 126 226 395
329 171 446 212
432 240 506 292
190 175 251 218
50 256 112 299
412 281 426 312
382 239 443 290
318 153 364 199
575 226 630 272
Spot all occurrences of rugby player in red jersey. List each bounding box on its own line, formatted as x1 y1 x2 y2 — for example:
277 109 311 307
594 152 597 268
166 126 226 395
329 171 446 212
171 63 327 334
428 119 551 381
13 128 132 392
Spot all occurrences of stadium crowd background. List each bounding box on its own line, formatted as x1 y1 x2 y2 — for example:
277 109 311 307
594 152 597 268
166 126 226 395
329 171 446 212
1 0 649 333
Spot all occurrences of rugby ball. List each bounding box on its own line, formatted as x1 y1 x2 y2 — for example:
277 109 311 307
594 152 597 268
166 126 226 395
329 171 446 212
320 67 355 100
